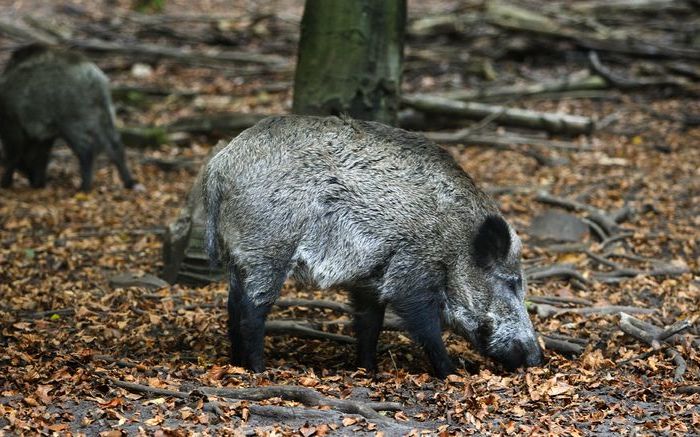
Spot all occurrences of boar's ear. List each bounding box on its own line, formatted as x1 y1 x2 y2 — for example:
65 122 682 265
472 215 511 269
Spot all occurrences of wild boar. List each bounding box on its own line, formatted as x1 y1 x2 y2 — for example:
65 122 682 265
203 115 543 377
0 44 136 191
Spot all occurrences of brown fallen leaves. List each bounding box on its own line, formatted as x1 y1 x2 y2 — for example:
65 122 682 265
1 1 700 436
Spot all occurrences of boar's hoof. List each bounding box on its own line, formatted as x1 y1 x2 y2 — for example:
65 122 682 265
461 359 480 375
433 360 457 380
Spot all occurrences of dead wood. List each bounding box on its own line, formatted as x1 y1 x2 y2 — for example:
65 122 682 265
0 18 56 44
541 335 585 355
588 51 698 94
106 376 398 423
593 263 690 283
534 190 620 236
402 94 595 135
568 306 657 316
485 1 700 61
264 320 356 344
422 129 590 150
527 295 593 306
0 18 289 68
198 385 396 422
572 0 694 15
432 72 608 102
533 303 657 319
165 113 269 135
71 38 288 68
676 386 700 394
526 264 591 284
619 313 691 381
275 298 352 314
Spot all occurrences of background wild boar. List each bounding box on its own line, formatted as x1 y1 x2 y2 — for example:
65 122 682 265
203 115 543 378
0 44 136 191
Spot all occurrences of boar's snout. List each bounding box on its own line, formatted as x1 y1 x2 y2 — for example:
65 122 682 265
498 337 544 371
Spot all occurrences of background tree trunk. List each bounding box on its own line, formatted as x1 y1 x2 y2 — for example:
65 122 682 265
292 0 406 125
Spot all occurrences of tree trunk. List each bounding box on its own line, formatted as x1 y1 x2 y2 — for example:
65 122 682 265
292 0 406 125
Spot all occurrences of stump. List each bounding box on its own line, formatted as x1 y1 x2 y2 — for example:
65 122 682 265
161 142 226 285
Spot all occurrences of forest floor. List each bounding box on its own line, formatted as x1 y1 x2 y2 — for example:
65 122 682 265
1 0 699 435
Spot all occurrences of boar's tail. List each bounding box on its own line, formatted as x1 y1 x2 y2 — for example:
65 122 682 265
203 165 223 268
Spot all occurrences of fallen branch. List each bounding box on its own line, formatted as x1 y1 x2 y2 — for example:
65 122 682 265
432 72 608 102
593 263 690 283
588 51 698 94
619 313 690 381
165 113 270 135
526 264 591 284
0 18 288 67
485 1 700 60
676 386 700 395
527 295 593 306
265 320 355 344
422 129 590 151
402 94 595 135
567 305 657 316
533 303 656 319
541 335 585 355
534 190 619 235
274 299 352 314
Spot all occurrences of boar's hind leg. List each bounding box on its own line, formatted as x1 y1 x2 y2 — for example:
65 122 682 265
349 287 385 372
28 142 52 188
62 128 95 191
1 164 15 188
0 129 27 188
232 257 288 372
105 132 135 189
227 264 245 366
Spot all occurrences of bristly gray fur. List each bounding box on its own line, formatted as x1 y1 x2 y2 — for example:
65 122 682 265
203 114 542 374
0 44 135 191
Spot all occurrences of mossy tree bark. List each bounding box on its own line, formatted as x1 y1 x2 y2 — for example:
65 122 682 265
292 0 406 125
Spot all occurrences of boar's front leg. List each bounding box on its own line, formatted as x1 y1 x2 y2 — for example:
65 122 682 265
392 296 456 379
383 265 456 379
1 164 15 188
349 287 386 372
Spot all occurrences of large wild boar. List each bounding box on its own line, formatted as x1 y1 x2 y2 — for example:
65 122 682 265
0 44 136 191
203 115 543 378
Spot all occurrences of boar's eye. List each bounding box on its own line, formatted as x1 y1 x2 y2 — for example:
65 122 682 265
506 276 521 295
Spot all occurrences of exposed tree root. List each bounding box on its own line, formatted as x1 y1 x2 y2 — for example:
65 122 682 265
619 313 692 382
104 376 400 423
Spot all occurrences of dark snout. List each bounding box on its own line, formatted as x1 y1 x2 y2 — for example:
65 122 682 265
497 338 544 371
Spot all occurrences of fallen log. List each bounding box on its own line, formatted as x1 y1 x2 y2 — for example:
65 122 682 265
166 113 269 135
485 1 700 61
422 129 591 150
431 72 608 102
0 18 289 67
401 94 595 135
